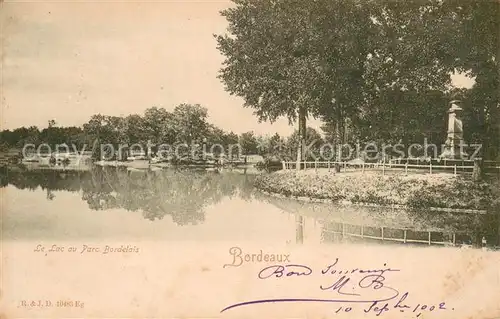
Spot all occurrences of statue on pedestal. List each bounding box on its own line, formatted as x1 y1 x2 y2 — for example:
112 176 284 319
440 100 468 159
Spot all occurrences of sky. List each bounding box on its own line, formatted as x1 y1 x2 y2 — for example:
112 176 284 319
1 0 474 136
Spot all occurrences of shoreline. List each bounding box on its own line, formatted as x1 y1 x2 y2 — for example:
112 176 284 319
94 160 255 169
254 170 498 213
0 160 257 173
256 189 488 214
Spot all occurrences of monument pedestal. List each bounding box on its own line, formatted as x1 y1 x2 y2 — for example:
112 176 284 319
441 139 468 159
440 101 468 160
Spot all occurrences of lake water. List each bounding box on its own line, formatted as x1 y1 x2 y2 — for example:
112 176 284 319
1 167 499 249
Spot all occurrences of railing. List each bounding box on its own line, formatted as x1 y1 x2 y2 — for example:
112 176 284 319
321 221 499 250
323 222 460 246
281 159 500 176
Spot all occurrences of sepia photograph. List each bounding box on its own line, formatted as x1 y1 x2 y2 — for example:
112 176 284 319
1 0 499 318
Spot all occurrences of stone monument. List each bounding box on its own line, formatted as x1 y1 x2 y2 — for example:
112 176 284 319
440 100 468 159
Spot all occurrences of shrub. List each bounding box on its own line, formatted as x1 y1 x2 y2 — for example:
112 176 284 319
254 171 496 210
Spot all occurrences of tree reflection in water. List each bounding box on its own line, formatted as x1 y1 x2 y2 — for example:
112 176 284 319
2 168 497 247
0 167 256 226
1 169 88 193
256 192 500 249
318 209 500 248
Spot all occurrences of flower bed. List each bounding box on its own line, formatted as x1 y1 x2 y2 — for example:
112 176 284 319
254 171 498 211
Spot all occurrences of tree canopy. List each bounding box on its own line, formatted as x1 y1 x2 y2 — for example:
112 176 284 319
216 0 499 164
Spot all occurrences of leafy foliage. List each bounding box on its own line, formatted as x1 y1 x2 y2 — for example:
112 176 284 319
255 170 497 210
216 0 499 164
239 131 259 155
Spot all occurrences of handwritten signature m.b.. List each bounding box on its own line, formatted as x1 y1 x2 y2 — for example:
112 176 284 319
221 258 449 317
258 258 399 297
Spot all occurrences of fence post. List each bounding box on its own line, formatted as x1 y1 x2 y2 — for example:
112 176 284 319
472 158 481 181
362 162 365 173
454 164 457 176
328 160 330 172
315 159 318 172
429 161 432 174
405 162 408 175
282 161 286 170
382 158 385 176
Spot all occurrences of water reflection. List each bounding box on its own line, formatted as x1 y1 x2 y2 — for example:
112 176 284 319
1 168 498 249
2 167 256 226
257 193 500 249
296 215 304 244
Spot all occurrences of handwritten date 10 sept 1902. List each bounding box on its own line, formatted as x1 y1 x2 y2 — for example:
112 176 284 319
221 258 452 317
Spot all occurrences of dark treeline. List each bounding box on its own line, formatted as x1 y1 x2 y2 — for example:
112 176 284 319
216 0 500 166
0 103 324 159
1 100 492 162
0 104 246 154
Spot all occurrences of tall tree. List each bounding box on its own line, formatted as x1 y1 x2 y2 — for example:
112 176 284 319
143 107 172 145
216 0 384 168
217 0 499 173
171 104 210 145
239 131 258 155
124 114 148 145
362 0 499 172
453 1 500 167
217 0 325 168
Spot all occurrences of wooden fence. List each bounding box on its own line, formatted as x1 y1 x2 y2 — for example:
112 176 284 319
322 221 462 246
319 221 500 250
281 158 500 176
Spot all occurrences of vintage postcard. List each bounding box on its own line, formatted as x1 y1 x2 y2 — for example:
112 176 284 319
1 0 499 318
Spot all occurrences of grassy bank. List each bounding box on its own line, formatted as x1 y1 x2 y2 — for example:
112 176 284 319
254 170 499 211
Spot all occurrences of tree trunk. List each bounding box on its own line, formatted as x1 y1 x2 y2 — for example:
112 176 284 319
334 107 343 172
490 102 500 161
479 132 489 181
296 106 307 170
479 100 499 180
